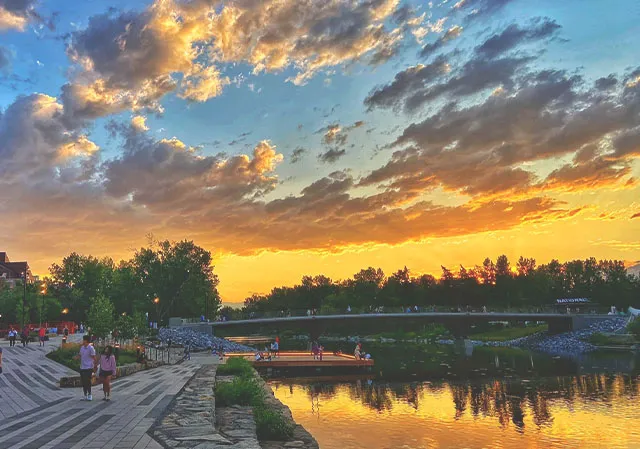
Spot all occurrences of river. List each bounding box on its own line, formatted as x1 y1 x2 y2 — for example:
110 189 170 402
263 342 640 449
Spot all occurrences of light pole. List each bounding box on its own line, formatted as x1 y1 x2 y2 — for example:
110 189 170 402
153 297 160 325
40 284 46 328
21 271 27 330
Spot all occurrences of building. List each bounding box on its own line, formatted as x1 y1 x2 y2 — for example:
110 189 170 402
0 252 33 286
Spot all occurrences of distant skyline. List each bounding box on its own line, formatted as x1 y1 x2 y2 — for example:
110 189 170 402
1 0 639 304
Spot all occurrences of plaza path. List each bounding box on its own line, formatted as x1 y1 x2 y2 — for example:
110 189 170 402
0 336 202 449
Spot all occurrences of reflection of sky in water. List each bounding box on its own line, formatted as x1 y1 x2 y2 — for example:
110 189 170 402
270 375 640 449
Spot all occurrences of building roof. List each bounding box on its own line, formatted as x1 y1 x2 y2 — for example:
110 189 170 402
0 252 31 280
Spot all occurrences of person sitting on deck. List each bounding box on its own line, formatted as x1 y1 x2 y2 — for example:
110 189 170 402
354 343 362 360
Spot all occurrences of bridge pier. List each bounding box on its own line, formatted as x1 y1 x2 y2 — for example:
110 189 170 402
547 319 572 334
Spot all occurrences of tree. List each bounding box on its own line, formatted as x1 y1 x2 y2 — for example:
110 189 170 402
48 253 115 323
115 314 136 342
132 239 220 323
87 295 115 339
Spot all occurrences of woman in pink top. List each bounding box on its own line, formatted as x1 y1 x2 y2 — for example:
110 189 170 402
98 345 116 401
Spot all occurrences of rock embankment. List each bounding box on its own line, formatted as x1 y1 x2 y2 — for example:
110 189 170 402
159 327 255 352
437 317 628 357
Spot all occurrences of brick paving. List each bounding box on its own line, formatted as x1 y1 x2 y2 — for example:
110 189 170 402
0 336 203 449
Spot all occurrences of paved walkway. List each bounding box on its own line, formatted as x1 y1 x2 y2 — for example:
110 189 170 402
0 337 204 449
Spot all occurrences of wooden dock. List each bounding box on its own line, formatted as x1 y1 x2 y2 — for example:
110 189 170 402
227 351 374 368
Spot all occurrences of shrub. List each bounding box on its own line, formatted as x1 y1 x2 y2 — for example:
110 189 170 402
215 377 265 406
217 357 254 377
627 319 640 339
46 343 139 372
254 406 294 441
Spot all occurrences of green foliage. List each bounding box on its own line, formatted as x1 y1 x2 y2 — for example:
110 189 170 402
241 256 640 316
115 314 136 341
47 343 138 372
45 239 220 324
470 324 548 342
215 377 265 406
626 319 640 339
217 357 254 377
254 406 295 441
87 295 115 339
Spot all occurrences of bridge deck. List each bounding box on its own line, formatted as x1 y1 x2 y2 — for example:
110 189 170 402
228 352 374 368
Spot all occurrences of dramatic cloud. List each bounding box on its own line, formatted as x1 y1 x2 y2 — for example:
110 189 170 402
0 94 98 184
319 121 365 147
456 0 515 22
318 148 347 164
420 25 463 58
360 67 640 202
475 18 561 59
0 0 37 31
62 0 409 121
364 55 450 111
290 147 307 164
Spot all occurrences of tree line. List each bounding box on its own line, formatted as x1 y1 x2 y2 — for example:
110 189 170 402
0 239 221 333
235 256 639 317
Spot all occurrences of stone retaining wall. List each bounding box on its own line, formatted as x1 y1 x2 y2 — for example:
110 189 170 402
151 365 241 448
150 365 318 449
59 360 164 388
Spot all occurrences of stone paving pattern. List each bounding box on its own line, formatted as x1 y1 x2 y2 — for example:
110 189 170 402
0 336 200 449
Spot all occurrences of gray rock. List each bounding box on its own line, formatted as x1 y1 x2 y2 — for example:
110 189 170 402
176 434 232 443
158 327 255 352
284 442 305 448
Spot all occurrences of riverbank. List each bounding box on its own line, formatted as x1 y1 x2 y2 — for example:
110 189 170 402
151 359 318 449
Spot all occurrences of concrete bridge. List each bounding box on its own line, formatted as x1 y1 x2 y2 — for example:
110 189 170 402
209 312 615 338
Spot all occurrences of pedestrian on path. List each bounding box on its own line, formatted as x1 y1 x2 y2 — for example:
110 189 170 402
0 347 3 374
21 326 29 347
39 326 46 347
98 345 116 401
8 327 16 347
74 335 97 401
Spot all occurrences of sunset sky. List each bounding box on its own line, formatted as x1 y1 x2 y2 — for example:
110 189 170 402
1 0 639 305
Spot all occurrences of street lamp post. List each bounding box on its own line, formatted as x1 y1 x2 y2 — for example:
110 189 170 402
153 297 160 325
40 284 46 329
21 272 27 330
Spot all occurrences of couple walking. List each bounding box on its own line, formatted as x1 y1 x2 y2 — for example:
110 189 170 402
75 335 116 401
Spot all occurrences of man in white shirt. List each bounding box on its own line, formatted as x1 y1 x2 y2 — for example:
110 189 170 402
74 335 97 401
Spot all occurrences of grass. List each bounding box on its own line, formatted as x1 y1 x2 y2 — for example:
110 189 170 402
215 358 294 441
470 324 548 342
588 333 636 346
254 406 294 440
217 357 254 377
215 377 265 406
46 343 139 372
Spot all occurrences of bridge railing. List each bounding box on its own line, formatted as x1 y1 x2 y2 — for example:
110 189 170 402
220 305 615 321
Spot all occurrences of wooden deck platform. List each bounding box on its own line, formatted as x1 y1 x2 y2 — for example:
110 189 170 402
227 351 374 368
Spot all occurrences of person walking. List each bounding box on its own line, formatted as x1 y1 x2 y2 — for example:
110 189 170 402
0 346 3 374
21 326 29 347
98 346 116 401
74 335 96 401
39 326 46 347
8 327 16 347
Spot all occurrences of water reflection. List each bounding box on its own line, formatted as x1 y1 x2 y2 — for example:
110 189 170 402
271 373 640 449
